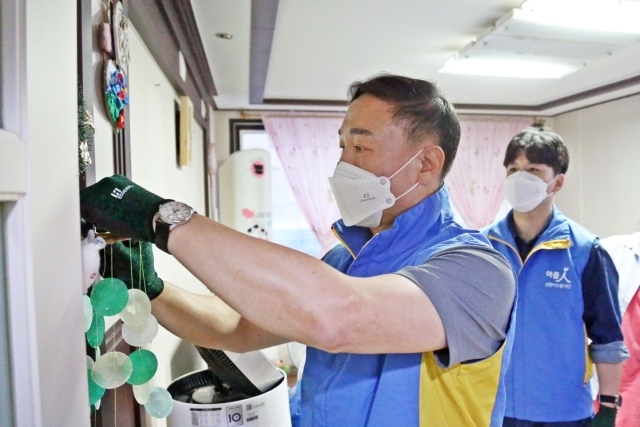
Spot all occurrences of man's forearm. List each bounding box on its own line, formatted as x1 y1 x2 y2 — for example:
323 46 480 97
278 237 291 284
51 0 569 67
152 281 289 353
168 214 352 349
595 362 623 407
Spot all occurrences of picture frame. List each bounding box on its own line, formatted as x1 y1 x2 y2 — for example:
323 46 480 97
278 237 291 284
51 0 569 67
178 96 193 166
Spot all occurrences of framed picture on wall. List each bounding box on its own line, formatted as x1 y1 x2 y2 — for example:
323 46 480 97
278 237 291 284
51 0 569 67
178 95 193 166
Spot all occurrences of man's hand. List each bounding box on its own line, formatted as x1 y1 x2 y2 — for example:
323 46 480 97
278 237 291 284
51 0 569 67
80 174 171 242
100 240 164 300
590 406 617 427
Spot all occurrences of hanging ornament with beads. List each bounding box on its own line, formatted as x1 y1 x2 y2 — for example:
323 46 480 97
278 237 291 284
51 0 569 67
83 240 172 419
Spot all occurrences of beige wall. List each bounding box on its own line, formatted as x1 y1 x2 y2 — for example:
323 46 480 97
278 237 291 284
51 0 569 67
552 94 640 238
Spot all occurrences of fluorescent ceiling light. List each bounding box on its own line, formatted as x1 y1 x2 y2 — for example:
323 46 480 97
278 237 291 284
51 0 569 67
439 57 579 79
439 0 640 79
514 0 640 34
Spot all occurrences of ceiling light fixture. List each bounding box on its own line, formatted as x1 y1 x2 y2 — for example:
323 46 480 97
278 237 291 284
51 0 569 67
439 0 640 79
513 0 640 34
440 57 581 79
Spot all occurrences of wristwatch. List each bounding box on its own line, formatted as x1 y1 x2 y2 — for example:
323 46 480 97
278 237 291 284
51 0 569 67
598 394 622 408
153 201 195 254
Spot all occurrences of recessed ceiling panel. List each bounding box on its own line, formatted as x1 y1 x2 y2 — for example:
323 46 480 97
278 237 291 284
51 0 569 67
192 0 640 112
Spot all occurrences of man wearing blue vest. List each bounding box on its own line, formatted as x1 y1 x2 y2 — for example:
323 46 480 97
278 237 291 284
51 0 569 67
483 127 629 427
81 74 516 426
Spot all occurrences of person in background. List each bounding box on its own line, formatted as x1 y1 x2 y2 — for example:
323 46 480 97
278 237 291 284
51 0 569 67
483 127 629 427
600 231 640 427
81 74 517 427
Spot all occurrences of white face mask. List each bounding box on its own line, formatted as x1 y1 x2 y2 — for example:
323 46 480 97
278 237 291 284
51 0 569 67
505 171 558 213
328 150 422 228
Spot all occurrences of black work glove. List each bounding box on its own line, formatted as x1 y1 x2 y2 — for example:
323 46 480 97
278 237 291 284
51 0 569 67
80 174 172 242
590 406 617 427
100 240 164 300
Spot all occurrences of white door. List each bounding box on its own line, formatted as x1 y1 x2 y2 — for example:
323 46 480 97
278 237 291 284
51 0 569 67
0 0 41 426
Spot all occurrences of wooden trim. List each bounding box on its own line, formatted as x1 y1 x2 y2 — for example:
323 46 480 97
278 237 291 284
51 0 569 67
112 0 132 179
112 116 131 178
203 121 211 218
162 0 216 100
229 119 264 154
453 103 537 112
263 74 640 115
549 89 640 116
538 74 640 110
250 0 279 104
263 98 349 107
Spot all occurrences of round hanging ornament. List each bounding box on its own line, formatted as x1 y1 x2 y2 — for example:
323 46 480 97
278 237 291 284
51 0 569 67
103 59 129 133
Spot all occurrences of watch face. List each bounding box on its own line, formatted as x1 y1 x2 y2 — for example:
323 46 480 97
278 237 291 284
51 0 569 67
159 201 193 225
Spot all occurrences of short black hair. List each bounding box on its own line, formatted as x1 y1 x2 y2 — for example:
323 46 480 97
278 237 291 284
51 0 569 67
347 74 461 178
503 126 569 175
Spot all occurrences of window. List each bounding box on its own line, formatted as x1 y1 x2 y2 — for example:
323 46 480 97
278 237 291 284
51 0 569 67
240 130 322 257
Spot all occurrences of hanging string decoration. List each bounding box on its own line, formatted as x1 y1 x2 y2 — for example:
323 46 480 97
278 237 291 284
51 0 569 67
78 82 96 174
103 59 129 133
85 243 172 418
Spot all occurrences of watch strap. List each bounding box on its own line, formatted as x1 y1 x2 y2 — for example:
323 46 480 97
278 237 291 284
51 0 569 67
154 220 171 254
598 394 622 407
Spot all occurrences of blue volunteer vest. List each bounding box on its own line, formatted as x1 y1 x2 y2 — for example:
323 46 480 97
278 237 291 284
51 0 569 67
484 207 595 422
300 185 514 427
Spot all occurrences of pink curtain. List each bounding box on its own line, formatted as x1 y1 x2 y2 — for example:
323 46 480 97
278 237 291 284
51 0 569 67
445 116 533 229
262 113 344 256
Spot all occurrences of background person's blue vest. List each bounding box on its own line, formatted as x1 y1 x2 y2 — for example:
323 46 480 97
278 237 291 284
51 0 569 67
300 186 510 427
484 207 596 422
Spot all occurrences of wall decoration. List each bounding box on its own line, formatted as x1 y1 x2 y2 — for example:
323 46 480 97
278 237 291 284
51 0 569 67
78 83 96 173
83 243 173 419
96 1 131 135
178 96 193 166
103 59 129 133
98 22 113 57
111 1 131 70
80 231 105 293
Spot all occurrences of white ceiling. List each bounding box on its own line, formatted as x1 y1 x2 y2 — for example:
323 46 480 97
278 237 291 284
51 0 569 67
191 0 640 115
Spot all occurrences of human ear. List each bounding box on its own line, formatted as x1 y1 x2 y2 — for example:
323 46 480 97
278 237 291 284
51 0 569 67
417 145 445 184
550 174 565 193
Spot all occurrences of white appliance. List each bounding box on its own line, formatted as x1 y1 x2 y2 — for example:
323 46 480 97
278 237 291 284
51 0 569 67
167 349 292 427
218 149 272 241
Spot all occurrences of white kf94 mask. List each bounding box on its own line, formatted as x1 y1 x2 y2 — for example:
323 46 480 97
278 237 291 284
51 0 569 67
328 150 422 228
505 171 558 213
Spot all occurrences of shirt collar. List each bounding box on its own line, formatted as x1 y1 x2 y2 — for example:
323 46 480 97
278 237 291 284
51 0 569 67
332 184 453 257
507 210 553 245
